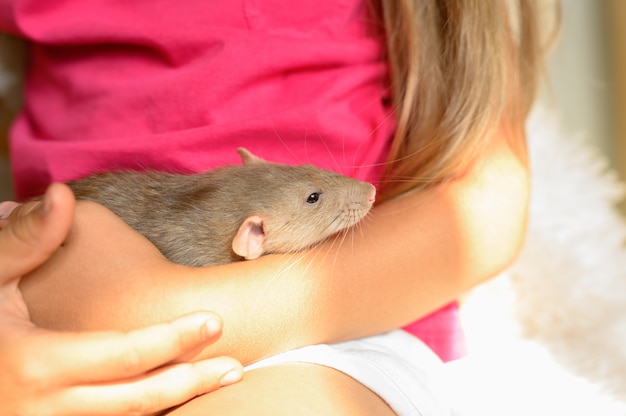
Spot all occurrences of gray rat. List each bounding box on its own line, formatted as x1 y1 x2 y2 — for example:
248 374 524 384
66 148 376 267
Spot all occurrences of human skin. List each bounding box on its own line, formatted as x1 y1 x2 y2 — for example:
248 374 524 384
7 126 528 414
0 184 243 416
16 126 529 368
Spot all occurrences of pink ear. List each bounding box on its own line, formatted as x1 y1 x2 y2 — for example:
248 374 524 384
237 148 266 165
232 215 267 260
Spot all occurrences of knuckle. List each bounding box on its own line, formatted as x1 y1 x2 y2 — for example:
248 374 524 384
114 342 145 377
172 325 191 355
123 390 162 416
7 357 54 396
162 318 202 358
0 343 54 405
178 363 212 397
191 359 235 393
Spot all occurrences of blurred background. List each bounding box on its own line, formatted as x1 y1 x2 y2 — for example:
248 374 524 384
541 0 625 216
0 1 625 211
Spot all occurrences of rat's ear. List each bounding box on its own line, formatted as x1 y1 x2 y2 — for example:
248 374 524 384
232 215 267 260
237 148 266 165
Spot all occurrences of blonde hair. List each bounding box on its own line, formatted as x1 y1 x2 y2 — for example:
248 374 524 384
374 0 560 200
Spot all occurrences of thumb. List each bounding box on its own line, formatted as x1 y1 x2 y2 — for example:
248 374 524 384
0 183 75 284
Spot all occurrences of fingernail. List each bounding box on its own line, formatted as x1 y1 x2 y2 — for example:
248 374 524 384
203 318 222 338
0 201 18 219
220 368 243 386
40 193 52 216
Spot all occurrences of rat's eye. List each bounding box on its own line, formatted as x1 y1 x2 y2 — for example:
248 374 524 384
306 192 321 204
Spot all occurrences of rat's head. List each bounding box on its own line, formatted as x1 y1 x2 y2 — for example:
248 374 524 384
231 148 376 260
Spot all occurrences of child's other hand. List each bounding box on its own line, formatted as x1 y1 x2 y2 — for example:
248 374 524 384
0 183 243 416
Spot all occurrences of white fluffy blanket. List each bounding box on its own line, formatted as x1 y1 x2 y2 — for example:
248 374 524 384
450 108 626 415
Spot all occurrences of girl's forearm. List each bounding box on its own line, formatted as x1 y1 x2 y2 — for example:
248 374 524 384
20 130 529 365
288 127 530 345
183 129 528 364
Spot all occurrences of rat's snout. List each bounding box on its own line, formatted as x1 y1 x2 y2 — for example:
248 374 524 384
348 182 375 209
359 183 376 207
367 185 376 205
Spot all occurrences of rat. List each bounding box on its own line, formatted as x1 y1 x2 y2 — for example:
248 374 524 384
66 148 376 267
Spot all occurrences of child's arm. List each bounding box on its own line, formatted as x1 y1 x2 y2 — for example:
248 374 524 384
18 126 528 365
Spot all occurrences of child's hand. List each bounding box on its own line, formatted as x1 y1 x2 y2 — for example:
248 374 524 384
0 183 243 416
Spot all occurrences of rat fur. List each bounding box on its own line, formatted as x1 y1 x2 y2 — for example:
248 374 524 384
66 148 376 267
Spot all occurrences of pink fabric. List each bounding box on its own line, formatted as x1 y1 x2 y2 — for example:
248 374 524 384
1 0 465 361
402 302 466 362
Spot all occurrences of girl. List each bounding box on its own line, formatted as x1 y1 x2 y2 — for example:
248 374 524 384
0 0 558 414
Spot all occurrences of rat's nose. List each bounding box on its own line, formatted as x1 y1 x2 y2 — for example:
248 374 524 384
367 185 376 205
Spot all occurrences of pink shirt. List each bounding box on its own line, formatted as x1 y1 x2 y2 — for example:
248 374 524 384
1 0 465 361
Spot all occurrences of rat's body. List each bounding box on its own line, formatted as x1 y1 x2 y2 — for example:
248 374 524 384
67 149 376 267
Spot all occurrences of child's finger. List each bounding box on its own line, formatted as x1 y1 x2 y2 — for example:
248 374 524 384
0 183 74 283
53 357 242 416
27 312 231 384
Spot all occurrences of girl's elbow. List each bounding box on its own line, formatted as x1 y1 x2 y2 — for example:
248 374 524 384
480 161 530 282
456 148 530 287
